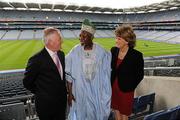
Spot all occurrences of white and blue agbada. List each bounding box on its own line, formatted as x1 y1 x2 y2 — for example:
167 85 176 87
65 43 112 120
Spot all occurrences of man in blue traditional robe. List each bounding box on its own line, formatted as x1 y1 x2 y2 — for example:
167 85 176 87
65 19 112 120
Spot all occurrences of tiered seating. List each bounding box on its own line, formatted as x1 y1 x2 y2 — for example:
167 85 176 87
72 30 80 38
61 30 76 38
34 30 43 40
19 30 34 40
144 105 180 120
136 30 180 44
144 31 169 41
0 29 114 40
0 10 120 22
156 31 180 42
104 30 114 37
1 30 20 40
0 31 6 40
137 31 158 40
0 94 37 120
95 30 111 38
0 71 29 99
144 60 168 67
1 8 180 22
0 102 26 120
169 35 180 44
129 93 155 119
0 78 28 98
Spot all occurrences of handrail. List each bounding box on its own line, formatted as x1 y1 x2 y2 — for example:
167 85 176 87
144 67 180 70
0 94 34 103
1 67 180 74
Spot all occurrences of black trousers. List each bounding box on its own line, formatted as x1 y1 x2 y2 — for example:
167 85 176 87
38 110 66 120
35 96 67 120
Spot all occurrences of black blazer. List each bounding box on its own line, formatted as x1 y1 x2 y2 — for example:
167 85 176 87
111 47 144 92
23 48 67 117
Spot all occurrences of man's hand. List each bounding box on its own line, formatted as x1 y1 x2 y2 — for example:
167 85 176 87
68 94 75 107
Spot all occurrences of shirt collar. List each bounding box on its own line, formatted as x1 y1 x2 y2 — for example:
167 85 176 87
45 47 57 57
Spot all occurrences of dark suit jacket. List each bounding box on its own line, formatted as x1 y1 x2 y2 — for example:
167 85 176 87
23 48 67 117
111 47 144 92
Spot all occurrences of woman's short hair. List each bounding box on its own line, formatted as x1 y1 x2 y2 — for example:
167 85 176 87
43 27 60 44
115 24 136 48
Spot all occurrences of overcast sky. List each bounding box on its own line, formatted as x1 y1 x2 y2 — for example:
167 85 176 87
3 0 168 8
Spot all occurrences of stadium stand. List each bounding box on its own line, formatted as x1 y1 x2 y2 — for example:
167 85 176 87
72 30 80 38
61 30 76 38
129 93 155 119
1 0 180 119
104 30 114 37
144 105 180 120
1 7 180 22
0 30 6 40
0 102 26 120
19 30 34 40
0 1 180 43
143 55 180 77
0 29 114 39
170 35 180 43
144 55 180 67
155 31 180 41
0 70 29 99
0 69 158 120
2 7 180 42
1 30 19 40
95 30 111 38
136 30 180 44
34 30 43 40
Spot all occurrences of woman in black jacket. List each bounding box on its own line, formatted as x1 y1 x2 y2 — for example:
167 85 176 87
111 24 144 120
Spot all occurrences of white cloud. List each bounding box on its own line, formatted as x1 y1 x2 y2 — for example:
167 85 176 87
4 0 167 9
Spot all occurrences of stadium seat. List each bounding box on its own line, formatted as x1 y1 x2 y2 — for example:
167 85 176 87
0 102 26 120
3 92 17 97
1 100 22 105
144 105 180 120
133 93 155 114
177 106 180 119
138 93 155 113
0 94 3 99
169 105 180 120
129 93 155 119
144 110 166 120
132 97 139 114
17 91 27 95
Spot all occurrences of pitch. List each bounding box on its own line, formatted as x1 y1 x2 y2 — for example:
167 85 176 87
0 38 180 70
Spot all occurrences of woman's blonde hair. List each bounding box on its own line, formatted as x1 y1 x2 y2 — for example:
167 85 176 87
115 24 136 48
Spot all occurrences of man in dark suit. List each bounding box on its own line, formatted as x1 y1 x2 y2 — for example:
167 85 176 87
23 27 67 120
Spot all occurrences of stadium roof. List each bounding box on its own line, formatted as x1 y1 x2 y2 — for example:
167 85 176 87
0 0 180 14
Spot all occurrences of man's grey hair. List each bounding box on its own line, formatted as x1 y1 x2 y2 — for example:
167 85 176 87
43 27 61 45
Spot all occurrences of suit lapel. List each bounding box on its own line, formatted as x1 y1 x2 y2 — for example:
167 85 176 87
117 48 131 70
113 47 119 68
114 47 131 70
57 51 64 69
43 48 61 77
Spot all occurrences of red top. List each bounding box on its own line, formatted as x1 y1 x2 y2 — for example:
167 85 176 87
111 59 134 116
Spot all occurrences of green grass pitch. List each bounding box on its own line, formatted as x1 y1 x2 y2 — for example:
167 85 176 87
0 38 180 70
